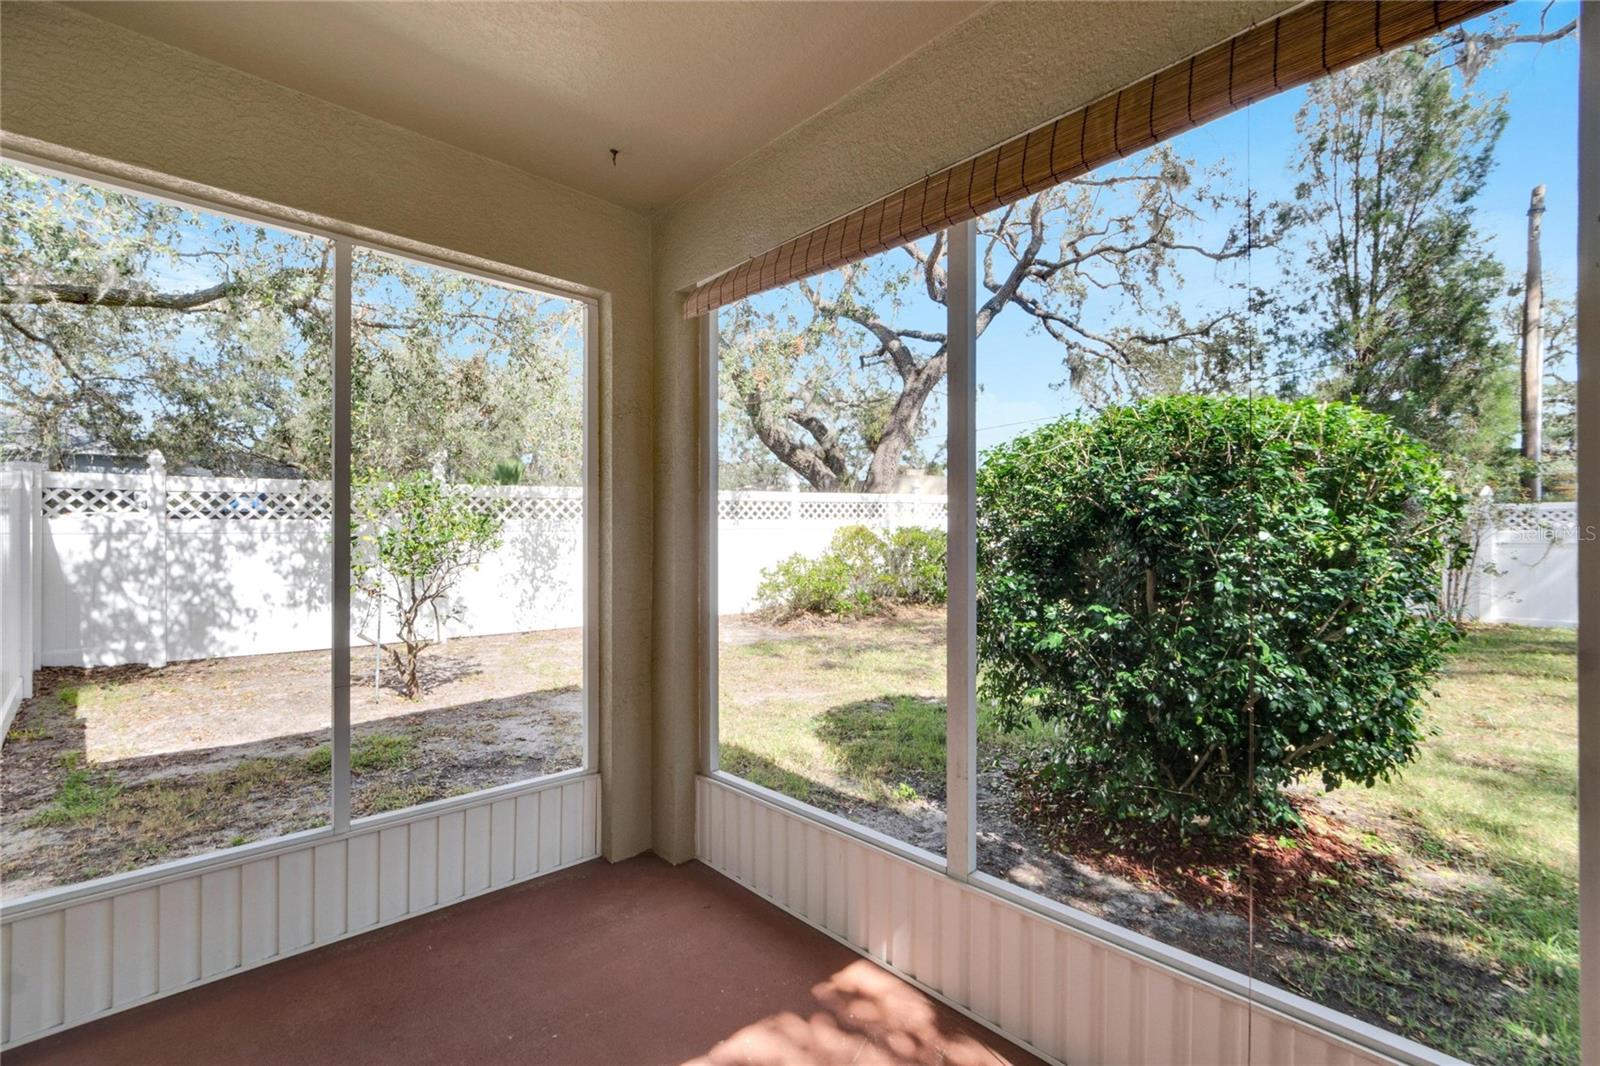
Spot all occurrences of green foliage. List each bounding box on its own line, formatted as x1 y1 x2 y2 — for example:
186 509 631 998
880 527 947 606
1281 47 1519 486
352 471 503 697
977 397 1466 834
1 163 583 480
349 733 418 773
817 696 947 805
302 733 419 775
28 757 122 827
756 524 946 620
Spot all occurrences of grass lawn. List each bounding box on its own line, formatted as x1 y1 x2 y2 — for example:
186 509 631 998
717 614 1578 1066
1304 624 1579 1063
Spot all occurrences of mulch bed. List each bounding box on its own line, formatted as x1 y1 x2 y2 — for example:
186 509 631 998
1010 778 1400 921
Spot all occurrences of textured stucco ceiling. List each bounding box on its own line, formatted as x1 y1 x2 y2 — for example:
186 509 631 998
67 0 984 211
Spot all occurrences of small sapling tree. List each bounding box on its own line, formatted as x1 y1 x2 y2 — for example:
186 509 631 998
352 470 503 698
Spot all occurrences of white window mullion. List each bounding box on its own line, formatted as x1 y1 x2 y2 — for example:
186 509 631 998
946 218 979 878
701 312 721 776
583 300 601 774
1575 4 1599 1056
331 238 353 832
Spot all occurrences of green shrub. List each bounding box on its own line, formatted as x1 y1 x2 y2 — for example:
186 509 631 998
977 396 1466 834
756 524 947 620
882 527 947 605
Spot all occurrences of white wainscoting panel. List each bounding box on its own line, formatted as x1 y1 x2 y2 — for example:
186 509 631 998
696 775 1464 1066
1 773 599 1050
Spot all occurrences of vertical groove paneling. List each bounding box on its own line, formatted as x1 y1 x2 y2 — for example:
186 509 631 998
967 894 995 1023
938 877 965 1006
1025 925 1056 1055
910 868 936 987
6 912 62 1038
695 776 1421 1066
752 804 771 896
276 850 314 952
313 843 347 943
3 775 600 1051
515 793 540 880
819 832 841 936
463 805 491 893
1144 968 1179 1065
198 868 241 979
377 826 409 922
537 788 561 873
436 811 465 901
62 901 111 1024
1 920 12 1044
582 777 599 856
804 826 825 932
345 833 380 929
738 792 755 886
557 783 581 867
1063 929 1097 1063
111 888 158 1005
997 904 1026 1038
1191 986 1228 1064
888 860 911 971
409 819 439 910
489 797 514 884
156 879 200 991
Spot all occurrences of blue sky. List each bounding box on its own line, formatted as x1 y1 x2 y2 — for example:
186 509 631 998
972 1 1580 453
721 4 1581 471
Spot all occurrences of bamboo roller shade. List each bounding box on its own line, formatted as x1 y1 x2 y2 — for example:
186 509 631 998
683 0 1505 319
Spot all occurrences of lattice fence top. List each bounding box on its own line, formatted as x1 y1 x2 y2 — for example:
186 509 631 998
463 494 583 523
717 492 947 526
1490 502 1578 540
42 484 147 518
167 487 334 522
718 496 794 522
39 472 585 523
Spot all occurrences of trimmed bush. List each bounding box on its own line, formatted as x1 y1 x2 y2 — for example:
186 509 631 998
756 524 946 620
977 396 1466 834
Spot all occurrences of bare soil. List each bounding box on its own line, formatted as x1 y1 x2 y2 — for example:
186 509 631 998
2 631 583 897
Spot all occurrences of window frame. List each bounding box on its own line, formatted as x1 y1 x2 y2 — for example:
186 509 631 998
701 151 1597 1065
700 223 975 876
0 149 601 909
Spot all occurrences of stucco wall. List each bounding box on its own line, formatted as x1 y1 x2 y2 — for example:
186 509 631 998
0 1 657 861
648 0 1296 861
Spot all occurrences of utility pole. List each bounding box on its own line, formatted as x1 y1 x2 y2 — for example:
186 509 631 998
1521 184 1545 501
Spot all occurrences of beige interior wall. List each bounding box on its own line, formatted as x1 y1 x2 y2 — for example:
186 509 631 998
0 2 658 861
648 0 1296 861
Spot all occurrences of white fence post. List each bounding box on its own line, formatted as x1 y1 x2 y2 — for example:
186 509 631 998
147 451 169 669
0 462 43 735
25 463 42 681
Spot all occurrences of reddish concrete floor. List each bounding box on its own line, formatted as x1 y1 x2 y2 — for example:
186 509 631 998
10 856 1045 1066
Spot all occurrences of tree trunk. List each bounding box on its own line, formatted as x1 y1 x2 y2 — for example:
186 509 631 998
862 354 947 493
1520 184 1545 500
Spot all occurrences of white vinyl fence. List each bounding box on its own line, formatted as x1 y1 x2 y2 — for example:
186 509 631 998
4 462 585 682
716 489 948 613
1467 502 1580 628
1 465 43 736
0 463 1578 726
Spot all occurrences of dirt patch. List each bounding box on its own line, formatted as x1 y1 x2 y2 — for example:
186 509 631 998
2 631 583 897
